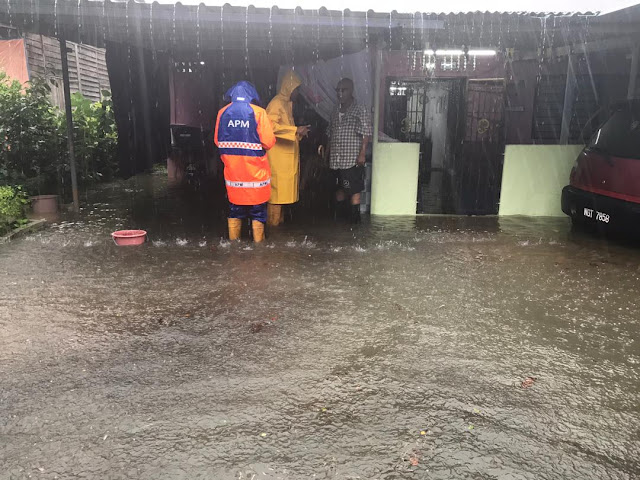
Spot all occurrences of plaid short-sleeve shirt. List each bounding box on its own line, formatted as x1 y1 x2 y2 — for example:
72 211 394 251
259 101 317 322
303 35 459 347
327 101 373 170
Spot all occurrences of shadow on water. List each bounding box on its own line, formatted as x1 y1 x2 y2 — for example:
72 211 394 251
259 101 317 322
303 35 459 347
1 173 639 479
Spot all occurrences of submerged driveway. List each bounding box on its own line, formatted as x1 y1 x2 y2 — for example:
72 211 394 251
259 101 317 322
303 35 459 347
1 175 638 479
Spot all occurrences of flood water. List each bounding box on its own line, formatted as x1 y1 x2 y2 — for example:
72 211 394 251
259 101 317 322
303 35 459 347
1 173 639 479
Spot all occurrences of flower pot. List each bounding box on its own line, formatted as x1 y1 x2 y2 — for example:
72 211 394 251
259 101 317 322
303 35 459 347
30 195 59 215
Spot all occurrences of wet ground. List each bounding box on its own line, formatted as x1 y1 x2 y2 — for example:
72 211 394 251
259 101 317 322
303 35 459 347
1 173 639 479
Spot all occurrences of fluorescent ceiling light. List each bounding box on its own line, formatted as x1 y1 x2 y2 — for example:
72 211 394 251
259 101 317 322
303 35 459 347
468 49 497 56
435 49 465 56
425 49 497 56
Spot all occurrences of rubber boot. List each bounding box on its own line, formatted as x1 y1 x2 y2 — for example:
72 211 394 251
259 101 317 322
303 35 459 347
350 204 361 224
228 218 242 240
267 204 281 227
252 220 265 243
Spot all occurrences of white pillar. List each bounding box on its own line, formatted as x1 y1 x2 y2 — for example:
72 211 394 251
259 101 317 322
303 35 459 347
559 54 577 145
372 48 382 145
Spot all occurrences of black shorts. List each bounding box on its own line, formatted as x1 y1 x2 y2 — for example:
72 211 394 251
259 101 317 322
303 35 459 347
333 166 365 194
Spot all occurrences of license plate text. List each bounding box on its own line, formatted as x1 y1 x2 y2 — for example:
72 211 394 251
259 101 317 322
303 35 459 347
583 208 610 223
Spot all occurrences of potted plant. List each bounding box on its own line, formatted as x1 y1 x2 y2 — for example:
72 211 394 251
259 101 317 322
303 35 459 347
25 174 60 215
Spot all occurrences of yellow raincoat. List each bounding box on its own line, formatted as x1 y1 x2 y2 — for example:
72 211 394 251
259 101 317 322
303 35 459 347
266 70 302 204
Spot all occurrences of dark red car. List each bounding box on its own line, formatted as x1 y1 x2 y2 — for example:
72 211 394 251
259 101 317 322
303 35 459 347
561 100 640 232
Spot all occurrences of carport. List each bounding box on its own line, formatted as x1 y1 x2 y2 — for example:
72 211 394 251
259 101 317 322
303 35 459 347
1 0 639 216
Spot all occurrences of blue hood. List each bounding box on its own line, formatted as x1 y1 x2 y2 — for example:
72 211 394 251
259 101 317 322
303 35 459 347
225 81 260 104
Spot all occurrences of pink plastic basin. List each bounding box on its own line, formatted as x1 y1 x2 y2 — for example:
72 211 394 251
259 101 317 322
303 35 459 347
111 230 147 246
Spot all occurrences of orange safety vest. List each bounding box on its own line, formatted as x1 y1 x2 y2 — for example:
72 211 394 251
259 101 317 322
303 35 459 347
214 82 276 206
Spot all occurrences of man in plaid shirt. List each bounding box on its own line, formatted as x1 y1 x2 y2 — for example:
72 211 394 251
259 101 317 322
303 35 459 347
325 78 373 223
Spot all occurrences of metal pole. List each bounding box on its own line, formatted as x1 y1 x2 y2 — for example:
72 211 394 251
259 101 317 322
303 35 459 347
559 54 577 145
60 38 80 212
628 43 640 100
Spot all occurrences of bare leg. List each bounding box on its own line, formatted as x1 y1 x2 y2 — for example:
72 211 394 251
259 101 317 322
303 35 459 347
267 203 282 227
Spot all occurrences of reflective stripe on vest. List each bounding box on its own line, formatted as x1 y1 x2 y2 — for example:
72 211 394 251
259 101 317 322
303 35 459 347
225 179 271 188
218 141 263 150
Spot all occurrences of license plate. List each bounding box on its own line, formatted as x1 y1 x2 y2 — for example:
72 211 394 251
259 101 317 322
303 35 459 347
583 207 610 224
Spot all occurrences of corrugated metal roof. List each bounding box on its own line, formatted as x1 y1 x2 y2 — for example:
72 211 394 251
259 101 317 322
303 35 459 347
97 0 601 16
1 0 600 20
0 0 632 58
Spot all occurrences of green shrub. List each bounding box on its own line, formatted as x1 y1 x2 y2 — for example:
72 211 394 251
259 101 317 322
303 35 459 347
0 185 28 235
0 72 119 197
0 72 65 195
70 90 118 183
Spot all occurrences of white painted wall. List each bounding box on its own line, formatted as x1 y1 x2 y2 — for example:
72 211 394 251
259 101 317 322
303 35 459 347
371 142 420 215
498 144 584 216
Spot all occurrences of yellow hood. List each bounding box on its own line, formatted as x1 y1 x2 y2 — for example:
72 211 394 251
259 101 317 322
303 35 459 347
278 70 302 100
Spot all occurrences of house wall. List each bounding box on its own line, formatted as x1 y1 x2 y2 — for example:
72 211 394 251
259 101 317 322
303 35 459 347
376 49 635 145
377 50 506 140
0 38 29 85
498 50 634 217
372 48 636 217
504 59 537 144
513 50 633 144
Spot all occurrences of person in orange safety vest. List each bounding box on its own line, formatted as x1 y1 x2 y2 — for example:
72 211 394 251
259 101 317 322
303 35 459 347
214 81 276 242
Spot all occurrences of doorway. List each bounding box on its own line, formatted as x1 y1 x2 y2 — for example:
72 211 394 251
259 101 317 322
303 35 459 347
384 77 505 214
384 78 464 214
458 79 505 214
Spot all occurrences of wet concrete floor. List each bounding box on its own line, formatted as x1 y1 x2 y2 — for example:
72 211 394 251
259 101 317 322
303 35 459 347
1 174 639 479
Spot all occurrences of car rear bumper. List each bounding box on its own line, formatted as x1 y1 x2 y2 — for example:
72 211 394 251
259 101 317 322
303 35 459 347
562 185 640 232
